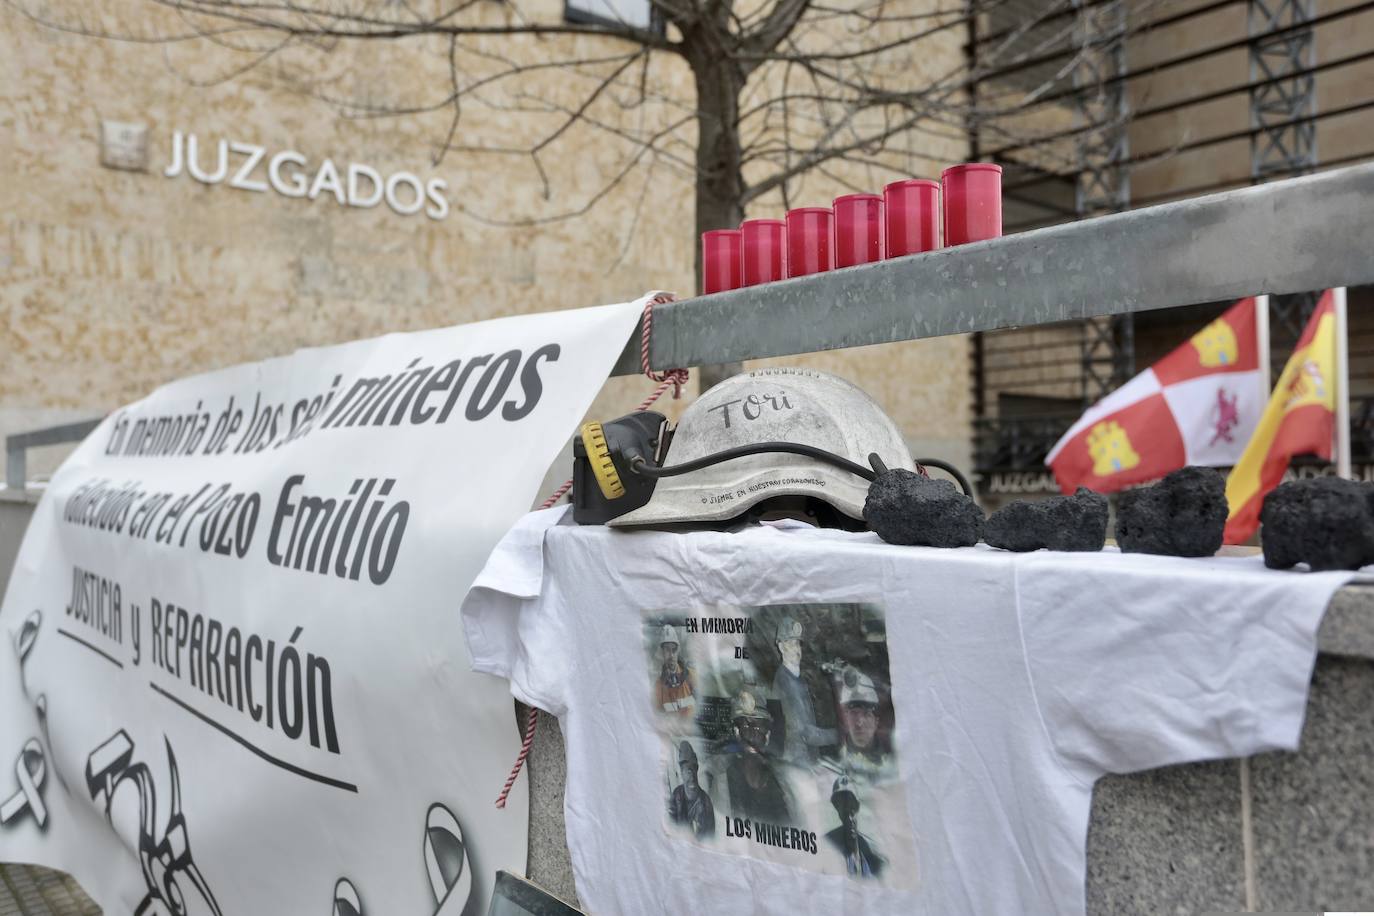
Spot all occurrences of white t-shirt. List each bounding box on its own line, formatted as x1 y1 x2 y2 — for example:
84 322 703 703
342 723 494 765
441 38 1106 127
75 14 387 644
461 507 1354 916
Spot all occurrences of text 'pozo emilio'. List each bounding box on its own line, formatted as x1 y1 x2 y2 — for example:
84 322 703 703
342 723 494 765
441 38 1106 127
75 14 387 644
63 473 408 586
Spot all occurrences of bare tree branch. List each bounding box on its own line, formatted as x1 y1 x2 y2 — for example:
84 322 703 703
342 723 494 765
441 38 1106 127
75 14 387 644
3 0 1174 283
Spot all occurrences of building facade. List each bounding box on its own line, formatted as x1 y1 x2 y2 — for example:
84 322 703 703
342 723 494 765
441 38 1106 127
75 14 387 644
6 0 1369 503
1 0 972 484
971 0 1374 507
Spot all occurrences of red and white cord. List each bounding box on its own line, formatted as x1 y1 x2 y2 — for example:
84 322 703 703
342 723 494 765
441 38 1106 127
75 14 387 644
638 291 690 401
495 705 539 809
502 294 690 805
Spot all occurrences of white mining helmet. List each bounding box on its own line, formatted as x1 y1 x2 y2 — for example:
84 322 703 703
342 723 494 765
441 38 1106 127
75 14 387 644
608 368 914 528
839 669 880 708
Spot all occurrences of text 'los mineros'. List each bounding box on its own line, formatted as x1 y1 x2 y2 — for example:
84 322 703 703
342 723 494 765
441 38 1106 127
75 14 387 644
724 816 819 855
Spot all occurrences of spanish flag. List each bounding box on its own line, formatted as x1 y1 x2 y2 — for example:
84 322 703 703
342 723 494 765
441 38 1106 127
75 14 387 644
1223 291 1338 543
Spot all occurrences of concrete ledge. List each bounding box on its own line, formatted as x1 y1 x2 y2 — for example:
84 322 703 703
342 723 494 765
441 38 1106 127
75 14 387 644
1250 656 1374 911
523 652 1374 914
1317 583 1374 659
0 487 43 506
1086 760 1246 913
518 585 1374 913
1086 655 1374 914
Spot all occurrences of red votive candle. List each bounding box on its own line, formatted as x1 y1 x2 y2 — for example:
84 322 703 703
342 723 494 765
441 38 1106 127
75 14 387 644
701 229 743 293
833 193 884 267
785 207 834 278
740 218 786 286
884 178 941 256
942 163 1002 246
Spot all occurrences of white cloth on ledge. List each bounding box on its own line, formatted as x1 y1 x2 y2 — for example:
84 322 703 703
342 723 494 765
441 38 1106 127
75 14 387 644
461 506 1358 916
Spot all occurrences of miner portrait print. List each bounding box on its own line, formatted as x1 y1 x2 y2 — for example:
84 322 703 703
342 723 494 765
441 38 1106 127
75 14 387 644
723 686 792 823
823 776 886 879
826 667 896 783
642 603 916 887
666 739 716 839
770 615 838 765
648 620 696 721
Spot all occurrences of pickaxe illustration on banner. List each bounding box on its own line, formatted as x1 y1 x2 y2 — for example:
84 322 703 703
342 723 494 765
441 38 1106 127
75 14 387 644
85 730 222 916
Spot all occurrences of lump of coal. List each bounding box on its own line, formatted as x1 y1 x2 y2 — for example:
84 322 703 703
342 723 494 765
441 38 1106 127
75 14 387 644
1261 477 1374 571
863 469 984 548
985 487 1108 552
1115 466 1227 557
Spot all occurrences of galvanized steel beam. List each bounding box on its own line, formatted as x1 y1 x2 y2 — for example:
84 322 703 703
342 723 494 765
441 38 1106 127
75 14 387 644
5 419 102 490
612 163 1374 375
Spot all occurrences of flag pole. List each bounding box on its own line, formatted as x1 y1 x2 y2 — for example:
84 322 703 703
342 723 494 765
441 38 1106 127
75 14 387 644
1256 295 1271 392
1334 287 1352 478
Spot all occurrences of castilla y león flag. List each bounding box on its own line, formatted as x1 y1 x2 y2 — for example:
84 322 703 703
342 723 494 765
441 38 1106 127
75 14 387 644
1046 298 1266 494
1223 291 1338 544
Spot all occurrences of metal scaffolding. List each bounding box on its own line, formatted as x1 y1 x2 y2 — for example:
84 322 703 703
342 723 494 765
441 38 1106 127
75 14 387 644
1250 0 1320 348
1250 0 1318 181
1071 0 1133 404
957 0 1369 479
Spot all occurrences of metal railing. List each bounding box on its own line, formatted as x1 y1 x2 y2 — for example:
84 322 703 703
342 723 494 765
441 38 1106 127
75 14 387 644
8 165 1373 493
5 419 102 490
612 164 1374 375
973 413 1079 473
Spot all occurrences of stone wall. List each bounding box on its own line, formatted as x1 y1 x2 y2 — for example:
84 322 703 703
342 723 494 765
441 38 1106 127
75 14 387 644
521 595 1374 913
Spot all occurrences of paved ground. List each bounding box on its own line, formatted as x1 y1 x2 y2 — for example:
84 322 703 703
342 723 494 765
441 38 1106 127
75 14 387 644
0 866 98 916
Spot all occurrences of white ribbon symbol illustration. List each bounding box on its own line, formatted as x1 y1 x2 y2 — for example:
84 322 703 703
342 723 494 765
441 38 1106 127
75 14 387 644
332 878 363 916
424 804 472 915
0 739 47 829
14 609 41 666
330 804 473 916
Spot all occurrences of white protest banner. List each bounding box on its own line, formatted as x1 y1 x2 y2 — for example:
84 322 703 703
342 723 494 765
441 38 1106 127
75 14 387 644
0 295 648 914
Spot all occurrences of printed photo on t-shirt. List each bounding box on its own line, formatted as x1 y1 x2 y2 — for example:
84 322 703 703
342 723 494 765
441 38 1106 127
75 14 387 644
645 603 916 887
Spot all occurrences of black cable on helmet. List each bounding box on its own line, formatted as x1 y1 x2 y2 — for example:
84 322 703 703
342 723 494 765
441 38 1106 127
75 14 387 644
628 443 975 498
630 442 876 481
917 458 973 497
